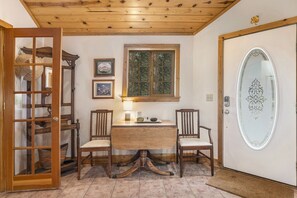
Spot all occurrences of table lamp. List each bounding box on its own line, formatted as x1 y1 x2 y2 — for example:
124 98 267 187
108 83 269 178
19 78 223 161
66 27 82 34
123 100 133 121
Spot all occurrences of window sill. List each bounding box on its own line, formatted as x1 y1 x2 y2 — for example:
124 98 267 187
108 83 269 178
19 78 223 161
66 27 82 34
122 96 180 102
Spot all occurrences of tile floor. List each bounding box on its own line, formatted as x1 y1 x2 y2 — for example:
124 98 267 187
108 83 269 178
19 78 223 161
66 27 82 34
0 162 241 198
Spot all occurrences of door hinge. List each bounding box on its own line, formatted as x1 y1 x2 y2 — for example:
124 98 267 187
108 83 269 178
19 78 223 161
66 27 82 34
3 102 5 110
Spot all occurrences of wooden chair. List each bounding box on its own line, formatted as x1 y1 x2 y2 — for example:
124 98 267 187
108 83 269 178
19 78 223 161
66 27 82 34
176 109 214 177
77 110 113 179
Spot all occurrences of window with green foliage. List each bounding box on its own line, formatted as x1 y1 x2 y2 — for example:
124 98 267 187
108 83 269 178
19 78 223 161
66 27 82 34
123 44 180 102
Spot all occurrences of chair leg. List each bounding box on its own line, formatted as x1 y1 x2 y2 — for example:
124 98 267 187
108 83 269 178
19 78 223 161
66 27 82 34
77 149 81 180
196 150 200 163
179 147 183 178
90 152 93 166
210 147 214 176
176 142 179 164
108 148 112 178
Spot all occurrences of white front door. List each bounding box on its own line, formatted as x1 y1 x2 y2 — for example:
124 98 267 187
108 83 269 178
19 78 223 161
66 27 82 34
223 24 297 185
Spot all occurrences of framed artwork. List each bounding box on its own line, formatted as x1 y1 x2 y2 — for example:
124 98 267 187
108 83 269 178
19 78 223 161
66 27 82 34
94 58 115 77
92 80 114 99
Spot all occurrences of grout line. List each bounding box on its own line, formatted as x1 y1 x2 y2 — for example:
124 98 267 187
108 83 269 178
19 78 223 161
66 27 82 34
110 177 116 198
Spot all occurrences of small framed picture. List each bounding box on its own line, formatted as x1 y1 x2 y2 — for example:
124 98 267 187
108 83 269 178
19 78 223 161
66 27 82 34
92 80 114 99
94 58 115 77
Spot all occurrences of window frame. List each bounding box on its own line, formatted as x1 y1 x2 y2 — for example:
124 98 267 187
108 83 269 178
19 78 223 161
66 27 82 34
122 44 180 102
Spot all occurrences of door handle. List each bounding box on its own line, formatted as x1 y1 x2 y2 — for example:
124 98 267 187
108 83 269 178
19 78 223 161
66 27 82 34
52 117 59 122
224 96 230 107
224 110 230 114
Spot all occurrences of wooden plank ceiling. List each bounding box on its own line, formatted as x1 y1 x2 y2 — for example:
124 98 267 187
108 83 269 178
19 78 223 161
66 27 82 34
21 0 240 36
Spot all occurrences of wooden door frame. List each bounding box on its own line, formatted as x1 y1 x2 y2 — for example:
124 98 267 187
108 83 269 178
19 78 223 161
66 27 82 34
218 16 297 164
0 19 13 192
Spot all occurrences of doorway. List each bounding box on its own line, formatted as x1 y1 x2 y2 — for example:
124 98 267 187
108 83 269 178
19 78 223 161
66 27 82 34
223 24 296 185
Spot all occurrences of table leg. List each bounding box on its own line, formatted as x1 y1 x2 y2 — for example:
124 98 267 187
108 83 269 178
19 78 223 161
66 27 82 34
147 151 170 165
146 158 174 176
112 159 140 178
117 150 140 167
112 150 174 178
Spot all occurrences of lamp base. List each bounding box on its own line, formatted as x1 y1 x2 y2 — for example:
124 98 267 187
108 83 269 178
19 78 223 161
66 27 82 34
125 113 131 121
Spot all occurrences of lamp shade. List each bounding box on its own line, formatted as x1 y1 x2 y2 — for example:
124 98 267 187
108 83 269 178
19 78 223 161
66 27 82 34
123 100 133 111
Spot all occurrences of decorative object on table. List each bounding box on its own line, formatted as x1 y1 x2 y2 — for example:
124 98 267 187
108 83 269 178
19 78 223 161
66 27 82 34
123 100 133 121
137 117 144 122
94 58 115 77
92 79 114 99
150 117 158 122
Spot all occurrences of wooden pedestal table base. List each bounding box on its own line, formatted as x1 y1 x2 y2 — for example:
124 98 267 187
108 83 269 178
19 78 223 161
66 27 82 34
113 150 174 178
117 150 169 167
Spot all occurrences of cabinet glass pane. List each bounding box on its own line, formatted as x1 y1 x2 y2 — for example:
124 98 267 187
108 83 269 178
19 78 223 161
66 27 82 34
15 94 32 119
36 149 52 174
14 122 31 147
14 66 33 91
15 149 31 175
36 37 53 64
15 38 33 63
35 120 52 146
34 93 52 118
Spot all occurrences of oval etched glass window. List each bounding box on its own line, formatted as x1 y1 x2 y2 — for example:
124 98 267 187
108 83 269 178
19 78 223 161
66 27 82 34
237 48 278 150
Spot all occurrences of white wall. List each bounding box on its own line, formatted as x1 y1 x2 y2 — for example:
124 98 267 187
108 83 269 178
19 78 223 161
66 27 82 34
193 0 297 158
0 0 35 27
62 36 194 153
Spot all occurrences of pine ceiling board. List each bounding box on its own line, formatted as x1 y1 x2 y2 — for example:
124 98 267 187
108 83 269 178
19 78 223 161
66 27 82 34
40 21 204 29
21 0 241 35
29 7 223 16
37 15 213 23
25 0 236 8
63 28 195 35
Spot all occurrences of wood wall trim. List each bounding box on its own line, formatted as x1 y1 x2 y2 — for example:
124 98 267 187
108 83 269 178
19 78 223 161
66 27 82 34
0 20 12 28
217 15 297 164
0 28 5 192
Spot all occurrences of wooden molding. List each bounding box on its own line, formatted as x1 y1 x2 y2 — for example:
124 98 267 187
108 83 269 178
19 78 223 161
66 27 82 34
217 15 297 164
0 28 5 192
0 20 12 28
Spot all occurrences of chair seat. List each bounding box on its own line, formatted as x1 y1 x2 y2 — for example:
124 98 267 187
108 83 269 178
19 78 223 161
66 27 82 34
81 140 110 148
180 138 212 147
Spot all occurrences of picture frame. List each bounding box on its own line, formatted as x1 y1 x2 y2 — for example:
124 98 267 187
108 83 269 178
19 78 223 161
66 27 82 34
92 80 114 99
94 58 115 77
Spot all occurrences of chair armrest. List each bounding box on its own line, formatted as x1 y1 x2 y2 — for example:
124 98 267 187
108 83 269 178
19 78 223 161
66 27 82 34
199 125 213 144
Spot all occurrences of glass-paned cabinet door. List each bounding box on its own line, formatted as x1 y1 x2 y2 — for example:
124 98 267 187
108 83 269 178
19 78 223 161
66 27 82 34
4 28 61 191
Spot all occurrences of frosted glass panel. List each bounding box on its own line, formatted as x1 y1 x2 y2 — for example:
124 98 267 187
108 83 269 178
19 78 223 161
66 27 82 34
237 48 277 150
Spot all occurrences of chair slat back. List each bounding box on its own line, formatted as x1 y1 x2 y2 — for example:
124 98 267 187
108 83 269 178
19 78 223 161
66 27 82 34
90 109 113 140
176 109 200 137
